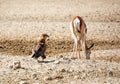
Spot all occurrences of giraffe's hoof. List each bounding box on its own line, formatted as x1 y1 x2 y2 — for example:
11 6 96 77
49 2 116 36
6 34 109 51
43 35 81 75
71 57 77 60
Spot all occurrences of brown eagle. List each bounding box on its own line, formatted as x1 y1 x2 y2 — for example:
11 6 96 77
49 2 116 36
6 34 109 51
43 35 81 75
31 34 49 62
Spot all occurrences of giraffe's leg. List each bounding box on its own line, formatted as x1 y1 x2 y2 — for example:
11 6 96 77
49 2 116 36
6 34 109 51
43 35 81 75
77 39 81 59
71 35 78 59
72 42 76 58
75 39 78 59
81 35 87 59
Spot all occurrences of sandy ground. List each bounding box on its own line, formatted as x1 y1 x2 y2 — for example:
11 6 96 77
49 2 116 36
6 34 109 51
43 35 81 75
0 0 120 84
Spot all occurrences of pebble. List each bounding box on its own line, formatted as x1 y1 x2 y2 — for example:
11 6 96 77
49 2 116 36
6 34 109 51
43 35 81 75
31 73 37 79
13 61 21 70
54 60 61 64
44 76 53 81
19 81 29 84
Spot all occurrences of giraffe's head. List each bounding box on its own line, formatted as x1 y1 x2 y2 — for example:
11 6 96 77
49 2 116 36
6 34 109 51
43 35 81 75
86 42 94 59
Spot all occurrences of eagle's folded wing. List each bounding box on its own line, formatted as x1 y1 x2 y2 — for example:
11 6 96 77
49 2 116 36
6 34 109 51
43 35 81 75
31 43 45 59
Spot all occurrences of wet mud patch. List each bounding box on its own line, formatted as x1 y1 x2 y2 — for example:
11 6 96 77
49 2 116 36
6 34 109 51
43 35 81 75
0 39 73 56
0 39 34 56
0 39 120 57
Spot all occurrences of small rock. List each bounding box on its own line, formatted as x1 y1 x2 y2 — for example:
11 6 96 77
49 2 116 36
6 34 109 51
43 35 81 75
59 55 63 58
63 57 69 60
71 57 77 60
0 45 3 48
54 60 61 64
13 61 21 70
60 69 66 72
54 75 63 79
109 71 113 77
108 25 110 28
44 76 53 81
31 73 37 79
74 75 80 79
19 81 29 84
69 69 74 73
9 65 13 69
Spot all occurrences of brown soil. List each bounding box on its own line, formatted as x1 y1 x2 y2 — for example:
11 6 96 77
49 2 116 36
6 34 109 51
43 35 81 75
0 39 120 56
0 39 120 62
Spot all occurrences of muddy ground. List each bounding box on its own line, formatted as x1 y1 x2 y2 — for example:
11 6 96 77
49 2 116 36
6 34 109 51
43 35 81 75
0 39 120 63
0 0 120 84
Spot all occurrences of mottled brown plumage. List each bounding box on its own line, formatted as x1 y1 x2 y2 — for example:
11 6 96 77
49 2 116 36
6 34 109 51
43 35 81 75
31 34 49 61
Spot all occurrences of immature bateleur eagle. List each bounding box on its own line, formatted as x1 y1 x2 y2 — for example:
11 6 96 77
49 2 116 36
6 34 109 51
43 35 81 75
31 34 49 61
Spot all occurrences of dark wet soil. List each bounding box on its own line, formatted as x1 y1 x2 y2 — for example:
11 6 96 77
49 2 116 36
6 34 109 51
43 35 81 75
0 39 120 57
